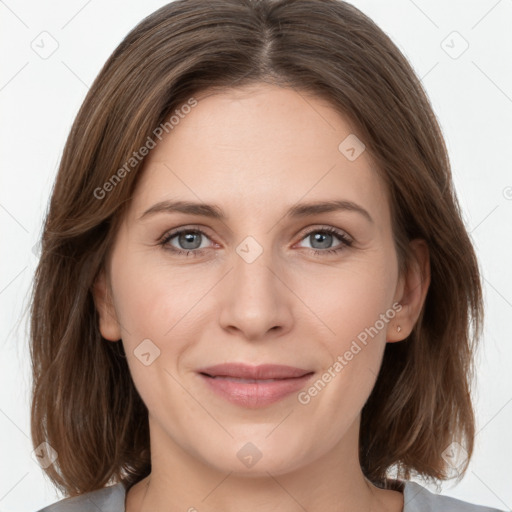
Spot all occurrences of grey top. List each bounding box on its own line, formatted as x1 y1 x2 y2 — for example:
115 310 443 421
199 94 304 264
35 480 506 512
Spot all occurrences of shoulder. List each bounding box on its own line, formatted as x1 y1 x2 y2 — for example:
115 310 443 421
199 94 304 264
403 480 506 512
34 482 126 512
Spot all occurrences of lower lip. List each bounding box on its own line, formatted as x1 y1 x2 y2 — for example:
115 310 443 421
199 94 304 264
199 373 314 408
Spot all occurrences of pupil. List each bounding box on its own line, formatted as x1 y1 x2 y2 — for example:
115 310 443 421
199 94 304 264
180 232 200 249
313 232 331 249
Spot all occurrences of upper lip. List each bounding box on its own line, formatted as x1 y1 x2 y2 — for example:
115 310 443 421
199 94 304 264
197 363 313 380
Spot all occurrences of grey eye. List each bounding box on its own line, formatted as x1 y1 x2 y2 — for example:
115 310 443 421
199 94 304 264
308 232 336 250
168 230 210 251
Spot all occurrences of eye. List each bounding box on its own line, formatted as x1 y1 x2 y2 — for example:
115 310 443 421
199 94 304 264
296 226 353 255
158 225 353 257
159 227 214 257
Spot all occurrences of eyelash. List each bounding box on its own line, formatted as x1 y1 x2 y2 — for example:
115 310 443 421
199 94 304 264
157 225 353 258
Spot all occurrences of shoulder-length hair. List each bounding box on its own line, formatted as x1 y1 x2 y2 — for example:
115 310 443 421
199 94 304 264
30 0 483 496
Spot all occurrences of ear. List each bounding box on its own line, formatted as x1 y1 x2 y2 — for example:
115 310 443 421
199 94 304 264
387 238 430 343
92 268 122 341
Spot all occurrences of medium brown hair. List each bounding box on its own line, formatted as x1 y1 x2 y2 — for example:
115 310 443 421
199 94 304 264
30 0 483 496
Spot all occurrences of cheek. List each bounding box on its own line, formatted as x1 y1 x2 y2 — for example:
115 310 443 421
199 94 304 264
293 267 396 430
295 252 397 407
110 254 211 386
111 252 197 337
298 259 396 346
110 258 197 403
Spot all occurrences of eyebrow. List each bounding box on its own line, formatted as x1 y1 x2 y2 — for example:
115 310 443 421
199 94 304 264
138 199 374 224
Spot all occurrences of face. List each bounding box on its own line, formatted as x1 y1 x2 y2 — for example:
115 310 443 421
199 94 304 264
94 83 421 478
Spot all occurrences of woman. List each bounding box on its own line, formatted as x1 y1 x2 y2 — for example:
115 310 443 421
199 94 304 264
30 1 505 511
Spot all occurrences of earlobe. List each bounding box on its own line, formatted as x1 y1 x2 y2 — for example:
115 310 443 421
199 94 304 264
387 239 431 343
92 269 122 342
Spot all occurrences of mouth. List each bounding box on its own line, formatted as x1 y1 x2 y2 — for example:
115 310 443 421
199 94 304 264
197 362 313 380
201 376 295 383
196 363 315 408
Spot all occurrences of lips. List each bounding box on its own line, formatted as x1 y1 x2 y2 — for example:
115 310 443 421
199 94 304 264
197 363 312 380
197 363 315 408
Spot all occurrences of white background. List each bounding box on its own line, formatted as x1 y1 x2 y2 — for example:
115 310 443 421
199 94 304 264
1 1 511 511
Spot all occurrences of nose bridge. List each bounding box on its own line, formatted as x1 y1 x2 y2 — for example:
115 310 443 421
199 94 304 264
233 232 282 305
233 235 276 291
217 232 293 338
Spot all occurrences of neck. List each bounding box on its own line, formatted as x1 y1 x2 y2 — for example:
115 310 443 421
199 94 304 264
125 416 404 512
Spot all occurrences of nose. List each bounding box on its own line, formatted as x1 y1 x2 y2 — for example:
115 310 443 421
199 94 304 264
217 241 294 341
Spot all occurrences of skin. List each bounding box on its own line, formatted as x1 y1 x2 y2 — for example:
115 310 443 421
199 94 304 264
94 82 430 512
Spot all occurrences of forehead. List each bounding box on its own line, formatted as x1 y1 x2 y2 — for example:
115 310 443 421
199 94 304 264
129 83 390 225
